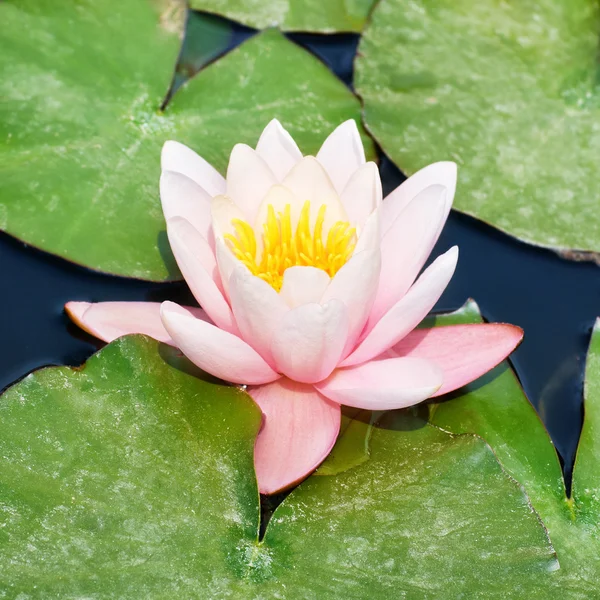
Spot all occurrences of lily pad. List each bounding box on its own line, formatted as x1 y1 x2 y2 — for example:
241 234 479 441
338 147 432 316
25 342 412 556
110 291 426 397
190 0 375 33
428 304 600 595
356 0 600 255
0 336 558 595
0 2 372 281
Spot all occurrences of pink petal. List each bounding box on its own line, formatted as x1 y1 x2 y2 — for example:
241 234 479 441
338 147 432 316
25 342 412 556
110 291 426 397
280 266 331 308
65 301 208 345
322 250 381 355
215 238 238 300
368 184 449 328
228 267 289 365
316 120 366 194
382 161 456 237
249 379 341 495
354 207 380 254
271 300 349 384
388 323 524 397
343 246 458 367
160 171 213 243
161 140 225 198
160 301 280 385
226 144 277 224
340 162 382 229
255 119 303 181
316 356 443 410
167 218 237 334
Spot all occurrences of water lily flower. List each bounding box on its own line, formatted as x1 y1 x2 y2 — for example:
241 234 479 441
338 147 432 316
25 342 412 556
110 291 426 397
66 120 523 495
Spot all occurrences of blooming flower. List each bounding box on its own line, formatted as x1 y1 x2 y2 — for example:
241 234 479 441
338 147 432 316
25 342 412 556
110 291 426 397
66 120 523 494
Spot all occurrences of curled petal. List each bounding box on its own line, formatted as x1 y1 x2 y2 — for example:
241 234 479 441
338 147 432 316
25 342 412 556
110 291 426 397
382 161 456 237
65 301 208 345
388 323 524 397
279 266 331 308
250 379 341 495
316 120 366 193
161 140 225 198
316 356 443 410
159 171 213 243
340 162 382 229
255 119 303 181
271 300 349 384
167 218 236 334
226 144 277 224
343 246 458 367
368 184 449 327
160 301 280 386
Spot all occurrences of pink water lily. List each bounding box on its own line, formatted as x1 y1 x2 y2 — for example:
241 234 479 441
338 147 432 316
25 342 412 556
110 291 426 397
66 120 523 494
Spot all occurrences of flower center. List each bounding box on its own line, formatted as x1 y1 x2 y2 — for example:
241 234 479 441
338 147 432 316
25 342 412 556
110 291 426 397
224 201 356 291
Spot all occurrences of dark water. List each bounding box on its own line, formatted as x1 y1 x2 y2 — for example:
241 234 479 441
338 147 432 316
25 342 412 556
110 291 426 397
2 10 599 488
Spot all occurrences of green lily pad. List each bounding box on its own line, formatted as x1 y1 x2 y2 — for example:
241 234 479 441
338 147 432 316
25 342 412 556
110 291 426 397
0 336 558 595
428 304 600 595
356 0 600 255
190 0 375 33
0 2 372 281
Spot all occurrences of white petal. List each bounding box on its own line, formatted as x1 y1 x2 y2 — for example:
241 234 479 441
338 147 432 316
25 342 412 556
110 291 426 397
161 140 225 198
226 143 277 224
322 249 381 355
342 246 459 367
316 120 366 194
160 171 213 242
340 162 382 229
160 302 280 386
353 207 380 254
255 119 303 181
367 184 448 328
279 266 331 308
211 194 246 241
271 300 349 384
167 217 236 334
215 238 239 301
281 156 347 232
382 161 457 237
229 266 289 365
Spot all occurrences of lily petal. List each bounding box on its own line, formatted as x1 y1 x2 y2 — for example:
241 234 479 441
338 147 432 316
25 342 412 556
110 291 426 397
388 323 524 397
368 184 448 328
160 301 280 385
340 162 382 229
281 156 347 231
250 379 341 495
343 246 459 367
316 356 443 410
353 207 380 254
382 161 457 237
229 267 289 365
271 300 349 384
167 217 236 334
159 171 213 243
255 119 303 181
279 266 331 308
215 238 239 300
65 301 209 345
316 120 365 193
322 249 381 355
226 144 277 224
161 140 225 198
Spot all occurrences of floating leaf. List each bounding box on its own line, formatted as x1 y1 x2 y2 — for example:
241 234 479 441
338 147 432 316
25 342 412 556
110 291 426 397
0 336 557 595
356 0 600 255
190 0 375 33
428 303 600 595
0 1 372 281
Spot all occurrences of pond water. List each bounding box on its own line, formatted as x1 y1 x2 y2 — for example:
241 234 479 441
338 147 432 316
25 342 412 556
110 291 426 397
2 10 599 492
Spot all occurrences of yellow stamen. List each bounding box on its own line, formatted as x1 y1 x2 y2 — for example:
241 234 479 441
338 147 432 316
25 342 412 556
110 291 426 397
224 201 356 291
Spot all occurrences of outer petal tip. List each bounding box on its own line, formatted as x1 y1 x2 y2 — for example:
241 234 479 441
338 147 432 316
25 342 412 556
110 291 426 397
65 301 91 324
